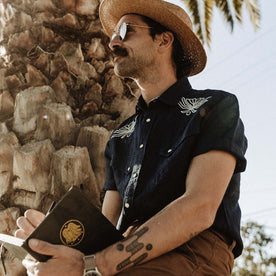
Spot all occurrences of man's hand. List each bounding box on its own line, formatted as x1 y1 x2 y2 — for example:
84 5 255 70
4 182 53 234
22 239 84 276
15 209 46 239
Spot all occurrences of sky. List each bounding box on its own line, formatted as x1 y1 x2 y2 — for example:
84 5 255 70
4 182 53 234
172 0 276 254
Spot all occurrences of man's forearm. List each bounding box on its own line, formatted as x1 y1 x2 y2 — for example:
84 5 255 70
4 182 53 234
96 193 214 276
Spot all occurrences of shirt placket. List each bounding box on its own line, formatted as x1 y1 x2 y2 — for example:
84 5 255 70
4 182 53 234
123 111 154 211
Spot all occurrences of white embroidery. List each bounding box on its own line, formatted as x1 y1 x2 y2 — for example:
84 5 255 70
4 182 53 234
178 97 211 116
111 116 137 139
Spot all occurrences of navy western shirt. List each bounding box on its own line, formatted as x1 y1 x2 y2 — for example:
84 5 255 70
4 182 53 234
104 77 247 257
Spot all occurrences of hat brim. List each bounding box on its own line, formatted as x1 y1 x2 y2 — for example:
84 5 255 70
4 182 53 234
99 0 207 76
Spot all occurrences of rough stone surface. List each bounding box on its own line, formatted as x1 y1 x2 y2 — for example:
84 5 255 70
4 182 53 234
63 13 80 29
86 38 106 60
106 75 125 97
109 96 136 123
75 0 99 16
13 190 42 210
8 30 35 51
34 53 51 76
34 0 56 12
0 91 14 120
0 207 20 234
0 122 9 134
0 132 20 198
13 139 55 193
51 75 69 103
57 42 84 67
76 126 111 189
25 64 49 86
13 86 56 137
41 26 56 45
50 146 100 208
0 69 7 90
34 103 77 148
5 75 22 91
0 253 27 276
0 208 26 276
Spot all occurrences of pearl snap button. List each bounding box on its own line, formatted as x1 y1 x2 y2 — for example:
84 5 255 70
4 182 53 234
125 203 130 208
140 144 144 148
168 149 172 153
146 118 151 123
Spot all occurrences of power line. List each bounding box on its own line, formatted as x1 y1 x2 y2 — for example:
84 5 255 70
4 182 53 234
214 51 276 88
241 187 276 195
230 63 276 90
265 226 276 231
207 24 276 72
243 206 276 218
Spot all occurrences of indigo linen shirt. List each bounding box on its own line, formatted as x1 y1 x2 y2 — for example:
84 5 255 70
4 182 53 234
104 77 247 257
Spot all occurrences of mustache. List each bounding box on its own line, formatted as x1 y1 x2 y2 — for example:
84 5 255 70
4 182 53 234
111 47 128 58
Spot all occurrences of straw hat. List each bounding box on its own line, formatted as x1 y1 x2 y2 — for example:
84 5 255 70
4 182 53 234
99 0 207 76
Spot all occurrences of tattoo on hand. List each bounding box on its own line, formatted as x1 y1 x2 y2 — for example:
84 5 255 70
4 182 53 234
116 227 153 271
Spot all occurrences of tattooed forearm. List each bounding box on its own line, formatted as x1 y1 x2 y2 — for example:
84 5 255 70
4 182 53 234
116 226 153 271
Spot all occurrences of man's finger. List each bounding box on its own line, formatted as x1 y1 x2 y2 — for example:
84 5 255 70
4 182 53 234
16 217 35 236
25 209 45 227
14 229 28 240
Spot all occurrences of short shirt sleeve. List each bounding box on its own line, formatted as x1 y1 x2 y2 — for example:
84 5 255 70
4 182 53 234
193 94 247 173
103 140 117 191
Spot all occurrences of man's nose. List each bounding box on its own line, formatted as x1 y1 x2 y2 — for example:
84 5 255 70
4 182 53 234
109 34 123 50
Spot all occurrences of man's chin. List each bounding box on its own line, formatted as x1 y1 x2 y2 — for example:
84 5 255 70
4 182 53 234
114 63 131 78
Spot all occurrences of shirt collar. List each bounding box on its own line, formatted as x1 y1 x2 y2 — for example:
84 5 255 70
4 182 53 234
136 77 192 112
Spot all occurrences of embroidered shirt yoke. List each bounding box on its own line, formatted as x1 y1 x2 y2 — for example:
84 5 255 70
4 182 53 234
104 77 247 258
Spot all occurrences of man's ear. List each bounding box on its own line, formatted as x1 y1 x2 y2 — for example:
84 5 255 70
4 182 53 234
156 31 174 52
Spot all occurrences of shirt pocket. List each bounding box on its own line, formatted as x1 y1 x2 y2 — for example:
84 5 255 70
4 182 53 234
159 117 201 158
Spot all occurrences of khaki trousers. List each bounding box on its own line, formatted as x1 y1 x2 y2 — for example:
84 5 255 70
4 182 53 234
117 229 235 276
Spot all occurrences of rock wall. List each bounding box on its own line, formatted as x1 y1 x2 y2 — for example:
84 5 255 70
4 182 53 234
0 0 140 275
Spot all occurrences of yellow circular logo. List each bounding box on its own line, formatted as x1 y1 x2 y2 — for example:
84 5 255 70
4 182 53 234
60 219 85 246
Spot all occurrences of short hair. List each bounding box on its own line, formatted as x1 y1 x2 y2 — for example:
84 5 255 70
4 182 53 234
140 15 192 79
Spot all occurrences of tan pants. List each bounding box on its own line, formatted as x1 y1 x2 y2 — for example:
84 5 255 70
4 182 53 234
117 229 235 276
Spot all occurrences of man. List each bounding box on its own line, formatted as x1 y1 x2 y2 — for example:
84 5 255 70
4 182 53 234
16 0 247 275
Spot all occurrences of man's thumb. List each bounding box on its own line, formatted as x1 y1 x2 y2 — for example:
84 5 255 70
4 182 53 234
28 239 59 256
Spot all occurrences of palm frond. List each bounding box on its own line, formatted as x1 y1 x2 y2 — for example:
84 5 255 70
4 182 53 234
179 0 261 47
233 0 243 23
204 0 214 46
182 0 213 45
214 0 235 31
243 0 261 30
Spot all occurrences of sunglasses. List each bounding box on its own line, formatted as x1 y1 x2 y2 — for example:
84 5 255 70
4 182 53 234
111 22 152 41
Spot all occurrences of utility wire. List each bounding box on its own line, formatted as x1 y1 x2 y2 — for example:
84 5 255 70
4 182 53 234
265 226 276 231
243 207 276 218
207 24 276 72
214 51 276 88
241 187 276 195
230 63 276 90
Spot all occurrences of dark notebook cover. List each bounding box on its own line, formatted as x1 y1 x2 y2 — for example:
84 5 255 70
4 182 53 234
0 186 123 262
